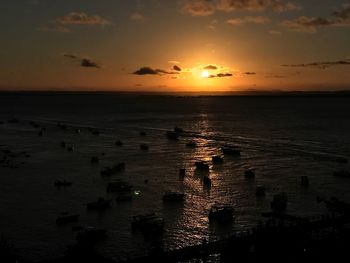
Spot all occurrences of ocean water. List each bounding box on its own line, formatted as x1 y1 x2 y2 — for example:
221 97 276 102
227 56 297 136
0 93 350 261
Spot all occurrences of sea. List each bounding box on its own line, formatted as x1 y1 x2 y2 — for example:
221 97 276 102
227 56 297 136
0 92 350 261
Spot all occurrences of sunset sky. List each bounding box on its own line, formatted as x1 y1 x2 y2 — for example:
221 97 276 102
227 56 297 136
1 0 350 92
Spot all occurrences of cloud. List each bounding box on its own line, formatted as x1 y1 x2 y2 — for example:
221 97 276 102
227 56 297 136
269 29 282 34
282 4 350 32
208 72 233 78
244 72 256 75
281 59 350 69
226 16 270 25
181 0 300 16
133 66 179 75
173 65 182 71
63 53 100 68
57 12 110 26
203 64 218 70
130 12 145 21
38 24 71 33
181 0 216 16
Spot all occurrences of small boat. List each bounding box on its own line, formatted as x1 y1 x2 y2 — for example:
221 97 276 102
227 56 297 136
209 205 235 223
131 213 164 233
60 141 66 148
203 176 212 187
195 161 209 172
166 131 179 140
212 155 223 164
115 140 123 146
56 214 79 225
179 168 186 176
38 130 43 137
54 180 72 187
76 227 107 244
7 118 19 124
271 192 288 213
100 162 125 176
162 191 185 202
75 129 81 134
333 170 350 178
116 192 133 201
301 176 309 187
107 180 132 193
139 131 147 136
140 144 149 150
244 169 255 179
185 141 196 148
221 147 241 156
67 146 74 152
256 185 266 197
87 197 112 210
174 127 184 133
90 156 99 164
91 129 100 136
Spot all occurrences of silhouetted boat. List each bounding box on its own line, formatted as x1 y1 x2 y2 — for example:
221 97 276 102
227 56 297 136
7 118 19 124
256 185 266 196
76 227 107 244
56 214 79 225
244 169 255 179
333 170 350 178
174 127 184 133
212 155 223 164
162 191 185 202
209 205 235 223
67 146 74 152
87 197 112 210
139 131 147 136
203 176 212 187
179 168 186 176
131 213 164 233
54 180 72 187
186 141 196 148
271 192 288 213
116 192 133 201
195 161 209 171
166 131 179 140
107 180 132 193
301 176 309 187
140 144 149 150
90 156 99 164
100 162 125 176
60 141 66 148
221 147 241 156
115 140 123 146
91 129 100 136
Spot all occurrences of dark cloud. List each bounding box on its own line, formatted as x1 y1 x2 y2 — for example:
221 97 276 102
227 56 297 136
173 65 182 71
63 53 100 69
204 65 218 70
244 72 256 75
282 4 350 32
281 60 350 69
57 12 110 26
181 0 300 16
133 66 179 75
208 72 233 78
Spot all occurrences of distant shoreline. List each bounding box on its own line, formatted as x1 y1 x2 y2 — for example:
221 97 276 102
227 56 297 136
1 90 350 97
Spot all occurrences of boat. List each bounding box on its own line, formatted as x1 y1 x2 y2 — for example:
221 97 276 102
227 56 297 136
165 131 179 140
174 127 184 133
115 140 123 146
139 131 147 136
256 185 266 197
203 176 212 187
333 170 350 178
54 180 72 187
87 197 112 210
221 147 241 156
76 227 107 244
301 176 309 187
100 162 125 176
195 161 209 172
90 156 99 164
140 144 149 150
185 141 196 148
56 214 79 225
209 205 235 223
91 129 100 136
116 192 133 201
179 168 186 176
212 155 224 164
244 169 255 179
107 180 132 193
162 191 185 202
131 213 164 233
271 192 288 213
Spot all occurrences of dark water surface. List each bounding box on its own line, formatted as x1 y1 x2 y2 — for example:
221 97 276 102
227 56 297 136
0 94 349 261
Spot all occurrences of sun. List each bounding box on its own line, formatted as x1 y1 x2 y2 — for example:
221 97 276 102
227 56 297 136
201 70 210 78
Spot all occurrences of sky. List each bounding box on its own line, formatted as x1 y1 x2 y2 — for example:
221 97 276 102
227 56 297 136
0 0 350 92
